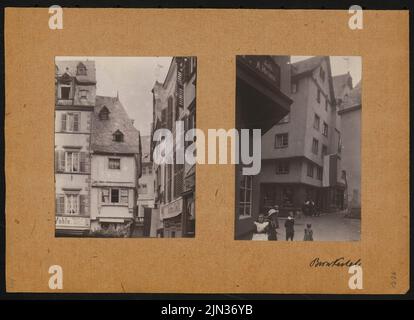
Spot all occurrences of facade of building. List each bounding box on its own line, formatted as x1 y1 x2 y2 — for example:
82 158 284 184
151 57 197 238
89 95 141 236
333 72 353 107
338 81 361 218
235 55 293 239
137 135 157 236
255 56 346 223
55 61 96 236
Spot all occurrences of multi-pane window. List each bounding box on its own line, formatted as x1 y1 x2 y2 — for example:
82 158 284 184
101 188 128 204
317 166 323 180
56 194 88 215
111 189 119 203
275 160 289 174
312 138 319 155
61 112 80 132
239 175 252 218
65 151 79 173
307 162 314 177
275 133 288 148
65 194 79 215
56 150 88 173
323 122 328 136
313 114 320 130
108 158 120 169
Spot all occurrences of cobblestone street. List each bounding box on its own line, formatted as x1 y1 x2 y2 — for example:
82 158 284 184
274 211 360 241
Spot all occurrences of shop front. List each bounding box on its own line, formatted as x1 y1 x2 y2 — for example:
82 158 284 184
55 215 90 237
160 197 184 238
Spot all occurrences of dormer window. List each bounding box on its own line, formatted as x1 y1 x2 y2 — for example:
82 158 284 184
76 62 87 76
113 130 124 142
99 106 110 120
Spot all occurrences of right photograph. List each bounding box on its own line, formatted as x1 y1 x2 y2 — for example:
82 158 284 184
235 55 361 241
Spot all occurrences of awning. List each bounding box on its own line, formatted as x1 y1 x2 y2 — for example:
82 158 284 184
99 218 125 223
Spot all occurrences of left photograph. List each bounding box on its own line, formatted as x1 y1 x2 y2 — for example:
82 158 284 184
54 57 197 238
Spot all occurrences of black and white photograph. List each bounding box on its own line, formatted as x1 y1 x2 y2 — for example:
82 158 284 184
235 55 361 241
54 56 196 238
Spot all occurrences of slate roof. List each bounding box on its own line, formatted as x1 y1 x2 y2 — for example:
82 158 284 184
291 56 324 77
340 81 361 111
91 96 140 154
333 73 353 99
55 60 96 84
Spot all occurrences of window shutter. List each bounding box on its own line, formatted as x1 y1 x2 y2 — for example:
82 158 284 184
61 113 67 131
73 114 79 132
80 152 89 173
58 150 65 172
79 194 88 215
55 151 59 172
56 194 65 214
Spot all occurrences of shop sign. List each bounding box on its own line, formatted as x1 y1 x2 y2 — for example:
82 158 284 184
160 198 183 220
56 216 90 229
240 55 281 88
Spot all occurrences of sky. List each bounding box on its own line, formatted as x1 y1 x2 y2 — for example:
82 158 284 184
56 56 172 136
57 56 361 136
291 56 362 85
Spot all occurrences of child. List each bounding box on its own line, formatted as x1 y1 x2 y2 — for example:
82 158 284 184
284 212 295 241
303 223 314 241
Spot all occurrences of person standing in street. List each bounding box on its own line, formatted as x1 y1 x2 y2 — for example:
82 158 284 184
266 207 279 241
303 223 314 241
284 212 295 241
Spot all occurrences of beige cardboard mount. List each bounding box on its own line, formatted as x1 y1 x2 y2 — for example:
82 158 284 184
5 8 409 293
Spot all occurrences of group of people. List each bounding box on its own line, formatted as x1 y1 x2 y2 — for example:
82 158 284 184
302 199 320 217
252 205 314 241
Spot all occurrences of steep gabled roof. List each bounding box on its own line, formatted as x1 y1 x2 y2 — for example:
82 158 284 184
340 81 361 112
333 73 353 99
91 96 140 154
55 60 96 84
291 56 324 77
291 56 336 105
